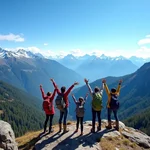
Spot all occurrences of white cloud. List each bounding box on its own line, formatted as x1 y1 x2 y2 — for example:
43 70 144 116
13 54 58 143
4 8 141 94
138 35 150 45
70 49 85 56
44 43 48 46
0 33 24 42
27 47 41 53
138 38 150 45
89 50 104 56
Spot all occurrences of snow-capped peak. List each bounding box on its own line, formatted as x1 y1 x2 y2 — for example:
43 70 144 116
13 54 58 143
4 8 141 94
114 56 126 60
0 48 43 59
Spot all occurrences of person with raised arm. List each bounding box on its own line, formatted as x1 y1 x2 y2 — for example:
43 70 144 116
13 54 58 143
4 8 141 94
40 81 57 134
102 79 122 131
51 78 79 133
72 93 88 136
84 78 104 133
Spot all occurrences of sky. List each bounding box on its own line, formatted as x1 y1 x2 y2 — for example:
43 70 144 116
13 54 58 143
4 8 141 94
0 0 150 58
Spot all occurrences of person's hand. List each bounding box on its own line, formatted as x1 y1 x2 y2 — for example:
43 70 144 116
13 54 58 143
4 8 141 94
40 84 42 88
119 80 123 84
102 79 106 83
84 78 89 83
71 93 74 96
50 78 54 82
74 82 79 86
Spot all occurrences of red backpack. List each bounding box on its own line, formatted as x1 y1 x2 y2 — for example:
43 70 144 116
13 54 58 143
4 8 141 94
43 99 52 111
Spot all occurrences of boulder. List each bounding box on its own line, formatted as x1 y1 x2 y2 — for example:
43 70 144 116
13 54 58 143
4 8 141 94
0 120 18 150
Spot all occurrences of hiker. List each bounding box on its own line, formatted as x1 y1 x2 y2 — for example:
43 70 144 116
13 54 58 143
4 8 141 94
51 78 79 133
84 78 104 133
40 81 57 134
102 79 122 131
72 93 88 136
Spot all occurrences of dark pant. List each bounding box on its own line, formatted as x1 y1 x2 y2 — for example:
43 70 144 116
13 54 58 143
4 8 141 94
44 114 54 132
107 108 119 122
76 116 84 132
92 108 101 130
59 107 68 125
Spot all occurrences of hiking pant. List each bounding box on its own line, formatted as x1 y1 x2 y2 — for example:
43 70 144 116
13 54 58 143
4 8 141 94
76 116 84 132
107 108 119 122
59 107 68 125
44 114 54 132
92 108 101 130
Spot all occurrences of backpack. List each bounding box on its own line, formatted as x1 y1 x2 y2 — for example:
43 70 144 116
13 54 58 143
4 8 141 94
92 92 103 111
55 94 66 111
43 99 52 111
76 102 85 117
109 94 119 110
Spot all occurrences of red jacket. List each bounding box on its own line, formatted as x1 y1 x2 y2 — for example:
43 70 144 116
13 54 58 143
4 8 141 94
53 82 74 108
40 87 57 115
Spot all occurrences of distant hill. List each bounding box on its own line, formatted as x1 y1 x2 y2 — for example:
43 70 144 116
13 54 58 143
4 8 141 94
0 48 83 98
0 81 58 137
69 62 150 123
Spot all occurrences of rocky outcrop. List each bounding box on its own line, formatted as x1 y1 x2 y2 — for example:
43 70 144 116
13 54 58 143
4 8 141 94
122 129 150 148
0 120 18 150
34 120 150 150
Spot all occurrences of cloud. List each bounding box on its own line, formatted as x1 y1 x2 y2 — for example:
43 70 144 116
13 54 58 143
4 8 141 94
44 43 48 46
70 49 85 56
138 35 150 45
0 33 25 42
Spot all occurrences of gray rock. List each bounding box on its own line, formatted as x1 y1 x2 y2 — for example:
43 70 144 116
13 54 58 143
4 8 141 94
122 129 150 148
0 120 18 150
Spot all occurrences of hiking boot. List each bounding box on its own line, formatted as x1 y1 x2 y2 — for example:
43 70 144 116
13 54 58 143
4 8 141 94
91 128 95 133
105 121 112 129
74 129 78 133
97 126 101 131
114 121 119 131
59 124 62 132
63 124 69 133
80 132 83 136
48 128 54 134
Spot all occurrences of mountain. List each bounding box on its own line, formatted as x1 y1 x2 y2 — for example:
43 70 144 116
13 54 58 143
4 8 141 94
56 54 139 81
69 62 150 123
75 54 138 81
0 80 47 137
129 56 150 67
57 54 80 70
0 48 43 59
0 48 83 98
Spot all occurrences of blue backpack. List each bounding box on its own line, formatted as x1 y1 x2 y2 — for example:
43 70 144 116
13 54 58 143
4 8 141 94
110 94 120 110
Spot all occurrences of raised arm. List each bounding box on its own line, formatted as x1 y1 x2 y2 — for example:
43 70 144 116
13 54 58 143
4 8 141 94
40 85 47 100
84 93 89 101
50 79 61 94
72 94 77 103
99 83 104 95
50 89 57 101
102 79 110 96
65 82 79 97
84 78 93 97
116 80 122 95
